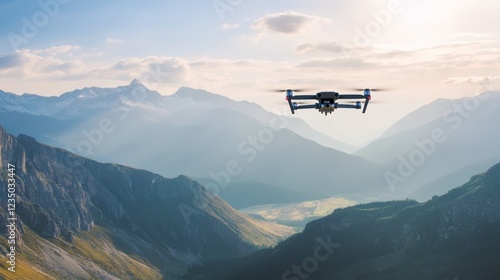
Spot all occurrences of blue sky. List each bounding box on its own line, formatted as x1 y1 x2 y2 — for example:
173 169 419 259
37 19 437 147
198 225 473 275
1 0 499 145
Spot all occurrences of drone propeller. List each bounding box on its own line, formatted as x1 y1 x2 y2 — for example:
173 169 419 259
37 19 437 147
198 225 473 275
345 88 391 92
270 88 311 93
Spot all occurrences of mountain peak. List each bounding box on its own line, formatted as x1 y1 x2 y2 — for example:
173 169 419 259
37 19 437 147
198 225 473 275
129 78 143 86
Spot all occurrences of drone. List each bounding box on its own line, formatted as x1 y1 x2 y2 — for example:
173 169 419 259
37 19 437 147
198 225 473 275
277 88 381 116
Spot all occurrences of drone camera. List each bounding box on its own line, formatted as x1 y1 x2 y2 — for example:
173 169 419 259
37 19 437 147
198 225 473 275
319 102 335 114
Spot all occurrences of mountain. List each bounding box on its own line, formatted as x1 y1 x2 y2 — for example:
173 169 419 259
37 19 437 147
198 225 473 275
0 125 293 279
380 98 457 138
355 91 500 196
0 82 386 204
0 82 355 153
185 162 500 280
409 156 500 202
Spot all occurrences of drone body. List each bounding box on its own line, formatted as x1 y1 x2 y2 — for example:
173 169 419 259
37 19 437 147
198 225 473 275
285 89 373 116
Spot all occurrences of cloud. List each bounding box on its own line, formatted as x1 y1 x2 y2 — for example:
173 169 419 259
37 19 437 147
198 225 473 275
106 38 123 44
0 48 84 78
42 61 83 73
3 40 498 100
454 33 491 39
296 42 345 54
368 41 500 68
221 23 240 31
293 41 500 72
0 46 271 91
445 76 500 85
103 56 190 83
253 10 325 34
296 57 373 69
0 52 24 69
33 45 81 56
189 58 270 69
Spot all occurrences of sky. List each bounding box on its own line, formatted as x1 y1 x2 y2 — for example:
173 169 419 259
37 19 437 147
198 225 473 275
1 0 499 146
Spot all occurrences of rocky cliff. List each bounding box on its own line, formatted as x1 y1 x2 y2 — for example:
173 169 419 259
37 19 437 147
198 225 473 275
0 125 291 278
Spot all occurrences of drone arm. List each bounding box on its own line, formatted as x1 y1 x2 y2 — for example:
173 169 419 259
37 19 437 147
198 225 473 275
291 95 317 100
338 94 365 99
286 97 295 114
335 103 361 109
295 104 318 110
288 95 318 113
362 96 371 113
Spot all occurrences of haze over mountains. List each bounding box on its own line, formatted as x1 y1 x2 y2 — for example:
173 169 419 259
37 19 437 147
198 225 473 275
1 81 498 205
0 81 387 207
356 90 500 200
0 79 356 152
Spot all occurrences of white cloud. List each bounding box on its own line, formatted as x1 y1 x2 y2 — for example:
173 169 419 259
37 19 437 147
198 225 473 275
2 39 499 103
33 45 81 56
454 32 491 38
0 48 85 78
221 23 240 31
97 56 190 84
106 38 123 44
296 57 372 69
253 10 326 34
296 42 345 54
445 76 500 85
293 41 500 71
0 47 273 90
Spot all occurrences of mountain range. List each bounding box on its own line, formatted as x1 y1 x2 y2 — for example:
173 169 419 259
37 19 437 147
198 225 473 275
0 81 387 207
2 81 498 204
0 79 356 153
185 162 500 280
0 125 293 279
356 91 500 200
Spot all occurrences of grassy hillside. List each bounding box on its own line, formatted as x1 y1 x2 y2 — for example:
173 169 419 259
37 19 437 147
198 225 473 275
0 226 162 280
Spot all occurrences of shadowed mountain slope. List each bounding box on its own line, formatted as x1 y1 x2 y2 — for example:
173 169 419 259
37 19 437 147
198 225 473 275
185 162 500 280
